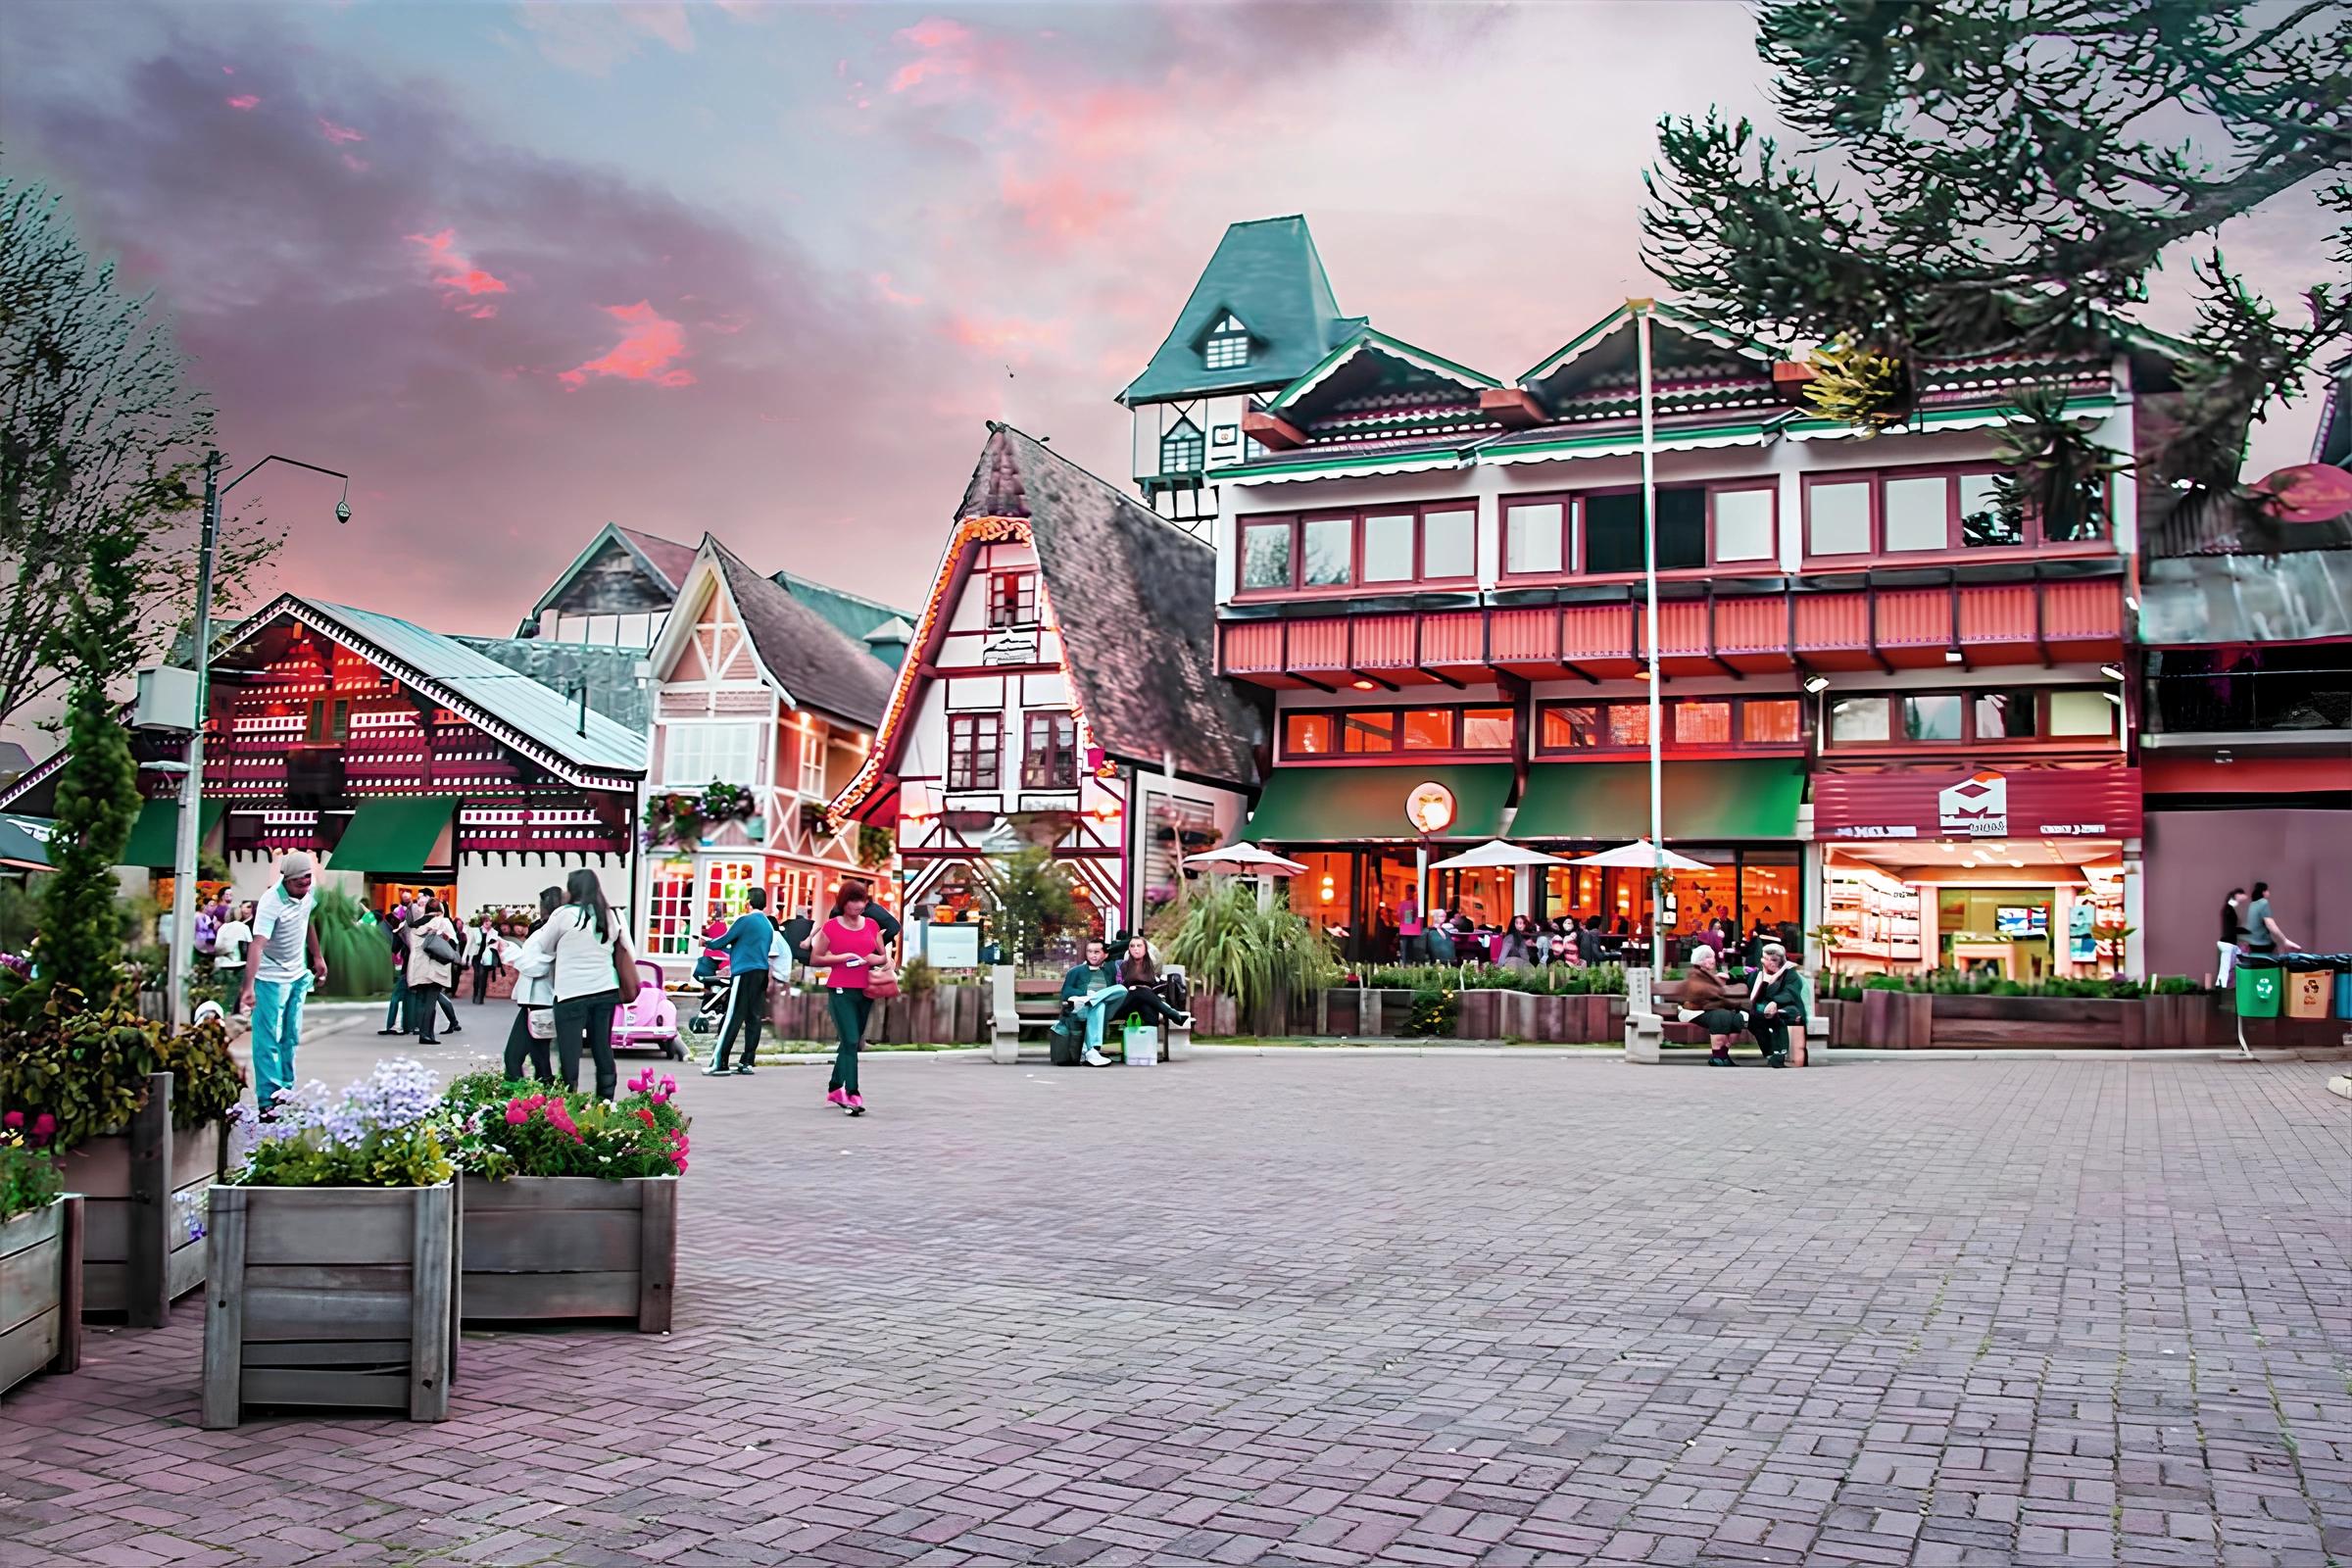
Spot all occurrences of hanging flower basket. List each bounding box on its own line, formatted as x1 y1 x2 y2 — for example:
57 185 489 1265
641 781 759 852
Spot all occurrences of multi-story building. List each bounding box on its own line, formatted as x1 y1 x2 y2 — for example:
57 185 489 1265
830 423 1259 948
633 537 898 958
1184 234 2157 975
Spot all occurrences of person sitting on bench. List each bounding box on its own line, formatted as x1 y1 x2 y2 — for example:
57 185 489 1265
1681 945 1748 1067
1744 941 1805 1068
1054 939 1128 1067
1117 936 1192 1033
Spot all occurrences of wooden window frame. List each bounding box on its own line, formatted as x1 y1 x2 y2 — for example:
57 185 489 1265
1276 703 1517 762
1020 710 1078 791
1500 480 1781 584
1534 696 1810 758
988 571 1037 629
1232 503 1480 601
1820 687 2122 753
1800 463 2114 566
946 712 1002 792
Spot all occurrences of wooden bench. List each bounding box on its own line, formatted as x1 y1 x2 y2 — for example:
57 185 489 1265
989 965 1193 1064
1626 972 1823 1065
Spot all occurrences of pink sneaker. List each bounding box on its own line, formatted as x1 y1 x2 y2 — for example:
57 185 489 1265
845 1094 865 1117
826 1088 846 1107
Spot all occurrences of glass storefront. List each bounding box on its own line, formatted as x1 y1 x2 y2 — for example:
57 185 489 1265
1540 846 1802 956
1821 842 2128 979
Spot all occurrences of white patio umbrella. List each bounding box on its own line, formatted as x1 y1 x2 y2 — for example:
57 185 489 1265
1570 839 1714 871
1184 841 1309 910
1427 840 1572 870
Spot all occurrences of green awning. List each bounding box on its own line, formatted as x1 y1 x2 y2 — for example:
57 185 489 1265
1245 764 1514 844
327 797 458 874
1511 761 1804 842
120 799 225 868
0 813 53 871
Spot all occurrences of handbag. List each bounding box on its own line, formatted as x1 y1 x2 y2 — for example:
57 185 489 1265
420 927 462 966
525 1006 555 1041
612 937 642 1000
863 958 901 1002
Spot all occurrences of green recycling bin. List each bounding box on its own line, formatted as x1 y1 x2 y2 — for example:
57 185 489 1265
2233 957 2282 1018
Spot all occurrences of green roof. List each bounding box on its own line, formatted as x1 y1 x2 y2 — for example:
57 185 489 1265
1511 761 1803 841
1245 763 1514 844
1119 217 1363 405
121 799 225 869
327 796 457 874
770 572 913 669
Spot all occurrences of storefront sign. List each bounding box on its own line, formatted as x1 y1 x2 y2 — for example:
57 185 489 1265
1405 781 1456 835
1814 766 2141 841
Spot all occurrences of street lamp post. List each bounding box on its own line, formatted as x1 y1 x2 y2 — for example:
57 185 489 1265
166 451 351 1028
1631 298 1666 975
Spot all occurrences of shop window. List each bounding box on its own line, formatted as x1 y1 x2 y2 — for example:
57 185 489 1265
988 571 1037 627
947 713 1001 791
647 862 695 956
1362 513 1415 582
1240 520 1292 590
1505 500 1566 575
1973 688 2038 739
1586 489 1706 573
2048 689 2118 737
1829 697 1889 743
1301 516 1352 586
1284 711 1334 757
1808 480 1872 556
1159 420 1204 475
1713 488 1777 563
1460 708 1514 751
1021 711 1078 789
1608 704 1650 748
1901 693 1964 742
1673 700 1733 745
1741 699 1801 744
1422 509 1476 579
1341 710 1396 753
701 859 759 935
1541 704 1602 750
663 721 762 787
1400 709 1452 750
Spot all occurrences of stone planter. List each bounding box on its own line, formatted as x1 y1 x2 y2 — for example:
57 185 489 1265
57 1072 224 1326
460 1175 677 1332
201 1182 458 1429
0 1197 83 1396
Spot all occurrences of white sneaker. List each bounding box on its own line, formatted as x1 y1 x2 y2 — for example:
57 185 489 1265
1082 1049 1111 1067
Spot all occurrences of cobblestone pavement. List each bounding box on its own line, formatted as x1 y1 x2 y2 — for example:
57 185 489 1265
4 1019 2348 1568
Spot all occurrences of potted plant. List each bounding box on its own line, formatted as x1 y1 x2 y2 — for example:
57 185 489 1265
201 1059 457 1428
436 1069 685 1332
0 1112 81 1396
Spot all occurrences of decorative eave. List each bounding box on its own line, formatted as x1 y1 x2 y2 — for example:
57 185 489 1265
1783 395 2117 443
1518 302 1783 386
1224 442 1486 486
1267 328 1500 413
644 543 796 709
1482 421 1775 466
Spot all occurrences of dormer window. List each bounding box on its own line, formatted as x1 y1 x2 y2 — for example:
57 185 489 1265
1203 314 1250 371
1159 418 1204 475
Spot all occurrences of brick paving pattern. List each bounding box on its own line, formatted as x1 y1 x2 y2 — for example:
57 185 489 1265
4 1045 2348 1567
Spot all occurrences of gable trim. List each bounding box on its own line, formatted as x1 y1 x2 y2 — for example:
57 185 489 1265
1267 328 1500 413
1517 302 1783 386
645 547 798 710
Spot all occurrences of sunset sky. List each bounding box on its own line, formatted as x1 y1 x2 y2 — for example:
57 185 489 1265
0 0 2333 650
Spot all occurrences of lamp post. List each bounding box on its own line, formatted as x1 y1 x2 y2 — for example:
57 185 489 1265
166 451 351 1027
1630 299 1666 974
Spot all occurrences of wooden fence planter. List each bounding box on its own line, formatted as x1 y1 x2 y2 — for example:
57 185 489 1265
459 1175 676 1332
0 1197 83 1397
57 1072 224 1327
201 1182 458 1429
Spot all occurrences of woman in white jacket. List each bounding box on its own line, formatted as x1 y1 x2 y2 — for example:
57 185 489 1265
502 887 565 1081
521 869 635 1102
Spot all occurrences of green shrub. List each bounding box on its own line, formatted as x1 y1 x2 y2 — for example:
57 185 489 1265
1159 879 1341 1014
898 955 938 998
0 1125 64 1221
2152 974 2205 995
1402 987 1458 1038
312 888 394 998
1356 961 1627 997
435 1068 690 1181
0 969 244 1149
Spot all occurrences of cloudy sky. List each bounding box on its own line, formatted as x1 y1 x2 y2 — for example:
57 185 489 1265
0 0 2333 647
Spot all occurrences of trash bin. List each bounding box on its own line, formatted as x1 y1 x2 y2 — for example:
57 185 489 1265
2233 955 2283 1018
2284 955 2337 1019
2335 967 2352 1020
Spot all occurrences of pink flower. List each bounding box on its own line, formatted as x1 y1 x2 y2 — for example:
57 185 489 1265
1 1110 21 1130
505 1101 531 1125
29 1112 54 1141
659 1076 676 1096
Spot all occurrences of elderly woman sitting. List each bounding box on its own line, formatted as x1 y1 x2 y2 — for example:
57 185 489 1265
1745 941 1806 1068
1680 946 1748 1066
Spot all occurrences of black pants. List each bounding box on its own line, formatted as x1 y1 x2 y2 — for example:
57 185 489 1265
710 968 769 1070
504 1005 553 1082
385 980 411 1032
1749 1014 1791 1062
412 983 447 1043
1118 988 1186 1027
827 987 871 1097
553 989 619 1102
471 962 496 1004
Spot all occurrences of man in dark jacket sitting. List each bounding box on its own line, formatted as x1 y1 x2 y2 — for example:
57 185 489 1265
1744 941 1807 1068
1053 939 1127 1067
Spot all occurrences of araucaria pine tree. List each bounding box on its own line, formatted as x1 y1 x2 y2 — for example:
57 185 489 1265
38 527 144 1002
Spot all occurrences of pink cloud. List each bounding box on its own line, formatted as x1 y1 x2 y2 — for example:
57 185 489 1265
318 117 365 145
948 313 1065 358
407 228 511 318
999 169 1130 243
226 94 260 110
341 153 369 173
889 16 977 92
560 301 694 388
899 19 971 50
872 271 924 307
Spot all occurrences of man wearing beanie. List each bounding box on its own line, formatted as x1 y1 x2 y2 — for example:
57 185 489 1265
240 852 327 1116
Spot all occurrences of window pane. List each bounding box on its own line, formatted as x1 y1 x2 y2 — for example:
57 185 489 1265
1399 709 1452 750
1585 493 1644 573
1607 704 1650 748
2048 689 2117 737
1283 712 1333 756
2044 475 2109 543
1673 700 1733 745
1301 517 1351 586
1829 698 1889 742
1422 508 1475 579
1884 476 1948 552
1241 522 1291 588
1656 487 1706 570
1505 502 1563 574
1460 708 1513 750
1809 481 1871 555
1341 711 1395 753
1362 513 1414 582
1741 699 1801 744
1714 489 1775 563
1541 705 1600 750
1958 472 2024 548
1973 689 2036 739
1900 694 1963 741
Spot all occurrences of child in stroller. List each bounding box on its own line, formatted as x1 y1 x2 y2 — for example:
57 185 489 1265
686 915 731 1037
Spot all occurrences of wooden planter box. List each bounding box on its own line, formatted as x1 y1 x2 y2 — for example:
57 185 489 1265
201 1182 458 1429
460 1175 676 1332
0 1197 83 1396
57 1072 224 1327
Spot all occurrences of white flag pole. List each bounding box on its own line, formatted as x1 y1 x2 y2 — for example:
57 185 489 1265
1633 297 1665 976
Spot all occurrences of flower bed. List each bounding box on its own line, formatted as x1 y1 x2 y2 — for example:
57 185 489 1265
203 1060 457 1428
0 1126 81 1396
438 1069 687 1332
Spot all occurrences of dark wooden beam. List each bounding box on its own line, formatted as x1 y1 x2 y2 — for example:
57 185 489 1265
1477 387 1547 429
1243 410 1308 451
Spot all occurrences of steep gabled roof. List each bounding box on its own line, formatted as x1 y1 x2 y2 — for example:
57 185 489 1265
1119 216 1363 405
709 543 895 729
520 522 698 633
616 527 698 591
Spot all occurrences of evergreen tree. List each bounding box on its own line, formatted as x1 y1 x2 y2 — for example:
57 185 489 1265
38 527 143 1002
1642 1 2350 492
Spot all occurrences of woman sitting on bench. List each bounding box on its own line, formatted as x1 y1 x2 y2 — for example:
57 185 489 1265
1682 946 1748 1067
1744 941 1804 1068
1117 937 1193 1031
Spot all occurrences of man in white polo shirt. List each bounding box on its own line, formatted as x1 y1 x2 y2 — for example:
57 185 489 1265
238 853 328 1116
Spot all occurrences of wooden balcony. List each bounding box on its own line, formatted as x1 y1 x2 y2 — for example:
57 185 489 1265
1218 570 2125 689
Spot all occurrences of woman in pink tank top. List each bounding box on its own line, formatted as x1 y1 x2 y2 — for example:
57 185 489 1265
809 883 885 1116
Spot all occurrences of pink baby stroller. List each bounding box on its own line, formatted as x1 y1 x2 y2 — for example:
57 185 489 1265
613 960 685 1059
